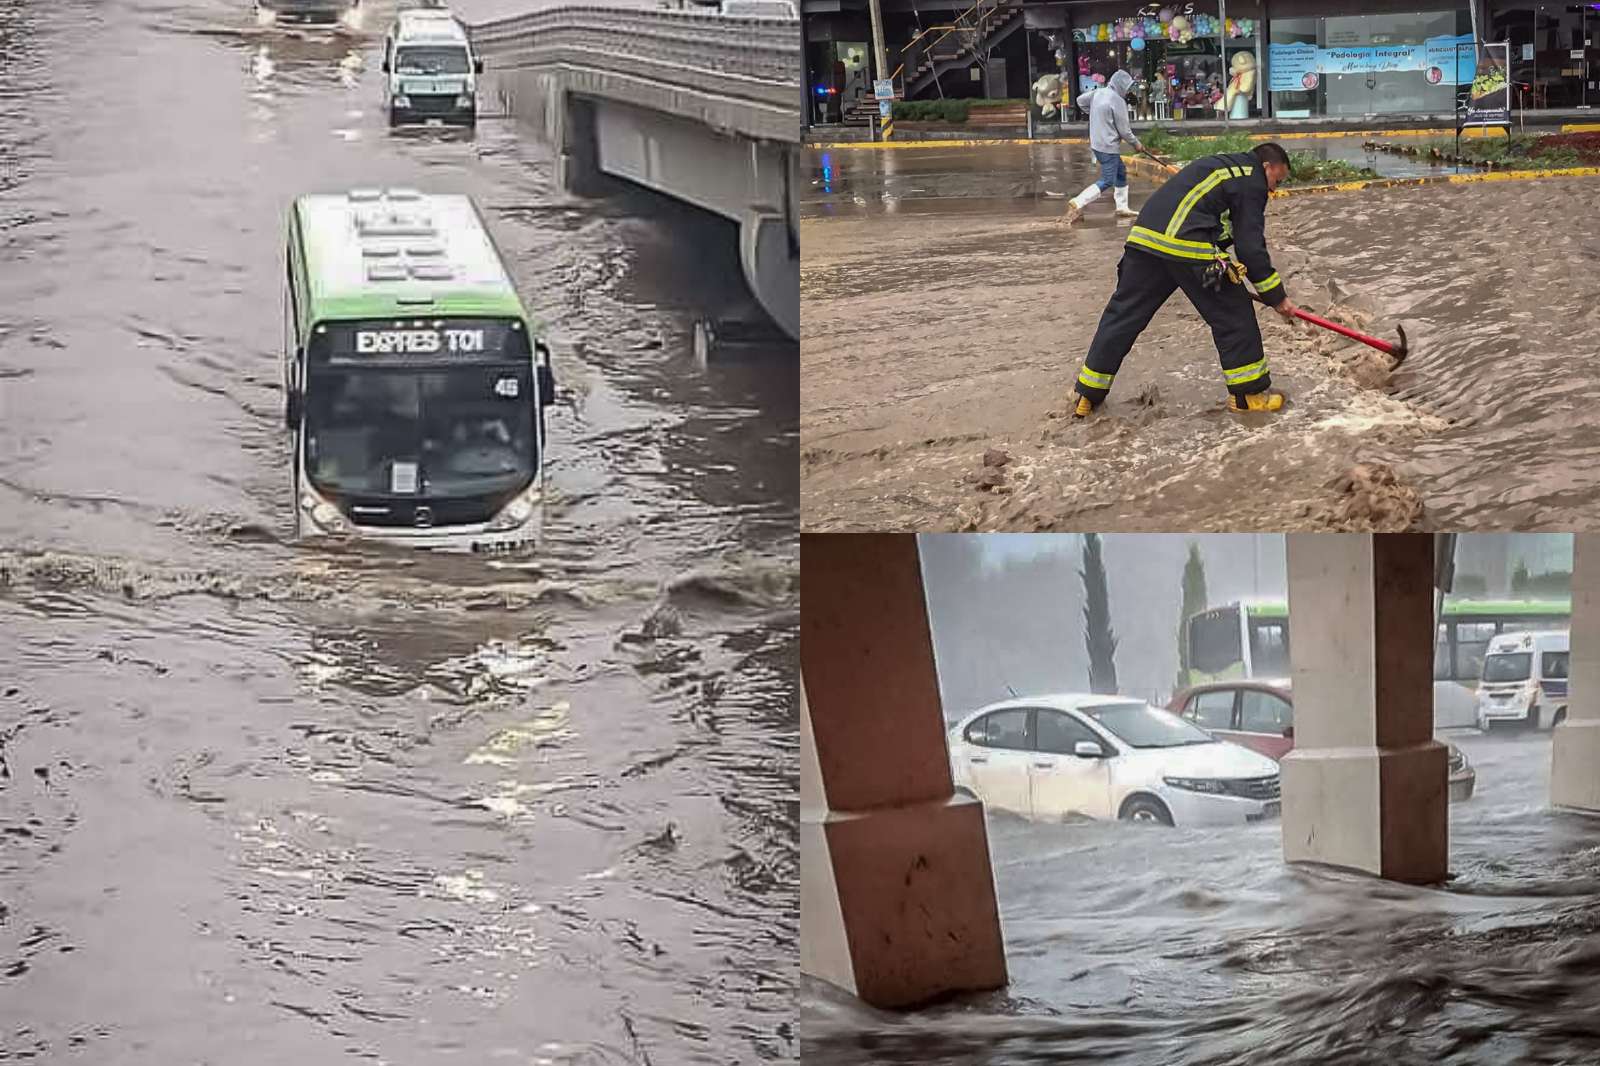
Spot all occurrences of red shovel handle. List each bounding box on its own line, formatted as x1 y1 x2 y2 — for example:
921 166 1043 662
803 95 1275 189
1289 307 1400 357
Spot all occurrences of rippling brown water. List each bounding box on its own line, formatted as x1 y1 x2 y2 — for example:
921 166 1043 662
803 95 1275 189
802 731 1600 1066
0 1 797 1061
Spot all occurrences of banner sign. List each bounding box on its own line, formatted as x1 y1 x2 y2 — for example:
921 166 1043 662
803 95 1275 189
1268 33 1477 92
1461 41 1511 128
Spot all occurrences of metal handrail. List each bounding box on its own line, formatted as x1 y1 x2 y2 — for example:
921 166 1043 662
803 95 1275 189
889 0 1008 83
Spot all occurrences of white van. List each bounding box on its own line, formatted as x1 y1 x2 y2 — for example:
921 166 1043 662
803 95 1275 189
1476 630 1570 731
381 9 482 128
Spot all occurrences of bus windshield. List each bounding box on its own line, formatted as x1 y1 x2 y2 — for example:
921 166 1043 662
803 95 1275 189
395 45 470 75
1482 652 1533 683
304 365 534 498
1189 608 1244 676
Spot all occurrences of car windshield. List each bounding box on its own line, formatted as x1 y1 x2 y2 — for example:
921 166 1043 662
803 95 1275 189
305 366 534 498
1483 652 1533 683
1085 702 1214 748
396 45 469 75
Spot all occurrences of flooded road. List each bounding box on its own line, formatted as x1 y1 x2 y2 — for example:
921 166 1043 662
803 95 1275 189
0 1 797 1062
801 142 1597 531
802 729 1600 1065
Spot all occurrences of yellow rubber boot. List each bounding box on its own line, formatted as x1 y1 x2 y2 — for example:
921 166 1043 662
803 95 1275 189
1072 395 1095 418
1228 391 1286 413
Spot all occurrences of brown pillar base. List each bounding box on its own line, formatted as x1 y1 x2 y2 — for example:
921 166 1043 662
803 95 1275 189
1282 741 1448 884
802 795 1008 1009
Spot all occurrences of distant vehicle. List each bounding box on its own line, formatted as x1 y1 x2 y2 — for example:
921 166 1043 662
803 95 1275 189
948 695 1281 827
382 8 482 128
1169 678 1476 801
282 189 554 550
1475 630 1569 731
1181 597 1572 728
718 0 797 18
256 0 358 25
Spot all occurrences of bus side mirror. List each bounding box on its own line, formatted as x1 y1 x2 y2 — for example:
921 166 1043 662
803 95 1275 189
285 389 303 429
475 58 485 75
535 341 555 408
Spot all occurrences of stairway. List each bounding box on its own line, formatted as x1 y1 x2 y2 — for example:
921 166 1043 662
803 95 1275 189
902 1 1022 100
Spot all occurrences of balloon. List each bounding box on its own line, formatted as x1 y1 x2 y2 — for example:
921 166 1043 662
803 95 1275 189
1158 6 1173 20
1131 36 1146 51
1093 72 1106 84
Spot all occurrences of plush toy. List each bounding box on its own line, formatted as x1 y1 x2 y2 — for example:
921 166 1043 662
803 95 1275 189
1220 49 1257 118
1033 74 1066 118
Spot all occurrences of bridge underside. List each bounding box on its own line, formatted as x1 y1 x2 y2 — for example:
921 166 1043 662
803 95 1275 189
482 65 799 340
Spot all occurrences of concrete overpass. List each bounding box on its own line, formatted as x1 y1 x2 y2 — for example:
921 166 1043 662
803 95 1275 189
461 1 801 339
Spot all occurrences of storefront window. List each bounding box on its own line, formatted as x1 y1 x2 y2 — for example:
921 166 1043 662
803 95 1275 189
1071 6 1262 122
1266 10 1473 119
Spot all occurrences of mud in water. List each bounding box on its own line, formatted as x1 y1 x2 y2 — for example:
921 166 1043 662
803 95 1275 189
801 145 1599 531
803 730 1600 1066
0 2 796 1062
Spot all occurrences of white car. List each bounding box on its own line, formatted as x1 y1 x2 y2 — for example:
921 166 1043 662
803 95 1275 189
948 694 1281 827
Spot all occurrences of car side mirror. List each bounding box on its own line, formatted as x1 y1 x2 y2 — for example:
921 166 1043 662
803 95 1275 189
535 340 555 408
381 60 390 73
1283 726 1295 740
475 58 485 75
1073 740 1104 759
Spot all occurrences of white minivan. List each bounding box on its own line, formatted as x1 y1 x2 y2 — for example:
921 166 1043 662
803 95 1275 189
381 8 482 128
1476 630 1570 731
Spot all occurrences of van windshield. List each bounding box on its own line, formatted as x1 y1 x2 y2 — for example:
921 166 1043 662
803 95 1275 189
396 45 470 75
1483 652 1533 683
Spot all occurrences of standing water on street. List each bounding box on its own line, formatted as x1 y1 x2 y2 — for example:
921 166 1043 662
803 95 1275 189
0 0 798 1061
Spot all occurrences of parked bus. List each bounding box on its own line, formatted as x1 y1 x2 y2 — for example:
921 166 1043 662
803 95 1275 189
1182 598 1571 726
283 188 554 550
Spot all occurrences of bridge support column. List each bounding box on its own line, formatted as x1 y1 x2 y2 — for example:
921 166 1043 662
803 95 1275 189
1552 535 1600 811
801 533 1008 1009
1282 534 1448 884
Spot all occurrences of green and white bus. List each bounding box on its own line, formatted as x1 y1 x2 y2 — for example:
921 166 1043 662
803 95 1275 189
283 188 554 551
1182 598 1572 726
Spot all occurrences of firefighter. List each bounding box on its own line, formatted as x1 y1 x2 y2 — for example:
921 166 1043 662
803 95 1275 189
1071 141 1301 415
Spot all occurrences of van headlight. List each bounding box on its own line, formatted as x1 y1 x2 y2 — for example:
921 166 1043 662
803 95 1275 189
392 93 411 107
456 92 474 108
485 487 539 532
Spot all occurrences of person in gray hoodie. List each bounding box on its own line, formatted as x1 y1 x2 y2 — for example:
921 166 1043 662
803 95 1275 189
1064 69 1142 225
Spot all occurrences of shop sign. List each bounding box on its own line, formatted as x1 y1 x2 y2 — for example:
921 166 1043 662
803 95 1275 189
1461 42 1512 129
873 79 895 101
1267 33 1477 92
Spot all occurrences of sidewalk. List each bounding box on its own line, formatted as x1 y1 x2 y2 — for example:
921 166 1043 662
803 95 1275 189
805 107 1600 145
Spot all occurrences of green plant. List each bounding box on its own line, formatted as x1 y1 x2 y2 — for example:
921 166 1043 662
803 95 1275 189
1081 533 1119 695
1174 542 1208 691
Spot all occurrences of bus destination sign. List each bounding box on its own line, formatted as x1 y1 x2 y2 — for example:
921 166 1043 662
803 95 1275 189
315 319 527 363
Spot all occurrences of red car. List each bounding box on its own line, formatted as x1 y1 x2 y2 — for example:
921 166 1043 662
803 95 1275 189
1168 679 1475 801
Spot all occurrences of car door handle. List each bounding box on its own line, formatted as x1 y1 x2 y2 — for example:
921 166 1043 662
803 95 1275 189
1032 760 1055 769
969 755 988 764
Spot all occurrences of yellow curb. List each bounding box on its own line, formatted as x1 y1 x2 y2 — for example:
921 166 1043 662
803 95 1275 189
1560 122 1600 133
1270 164 1600 197
808 137 1087 150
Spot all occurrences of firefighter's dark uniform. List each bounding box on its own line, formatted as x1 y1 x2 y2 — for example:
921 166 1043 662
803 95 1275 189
1074 151 1287 405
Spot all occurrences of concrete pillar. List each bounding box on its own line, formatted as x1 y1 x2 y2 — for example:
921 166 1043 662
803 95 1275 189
1281 534 1449 884
1551 534 1600 811
800 533 1008 1009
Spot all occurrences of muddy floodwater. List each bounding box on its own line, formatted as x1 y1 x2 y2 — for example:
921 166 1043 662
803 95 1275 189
0 1 797 1062
803 730 1600 1065
801 144 1600 531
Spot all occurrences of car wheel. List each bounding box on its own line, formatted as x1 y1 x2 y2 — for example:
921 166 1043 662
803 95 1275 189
1553 708 1568 729
1120 795 1173 827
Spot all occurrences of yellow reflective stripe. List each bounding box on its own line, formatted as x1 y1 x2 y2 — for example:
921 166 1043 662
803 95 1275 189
1224 359 1269 384
1165 163 1256 238
1255 272 1283 293
1127 226 1219 260
1078 367 1114 389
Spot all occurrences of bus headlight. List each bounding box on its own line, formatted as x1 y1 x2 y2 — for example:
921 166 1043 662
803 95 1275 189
301 494 349 534
485 487 539 532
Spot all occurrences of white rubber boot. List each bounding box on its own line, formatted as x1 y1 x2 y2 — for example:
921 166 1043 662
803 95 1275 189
1062 184 1102 226
1114 184 1137 217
